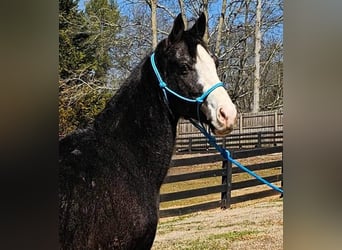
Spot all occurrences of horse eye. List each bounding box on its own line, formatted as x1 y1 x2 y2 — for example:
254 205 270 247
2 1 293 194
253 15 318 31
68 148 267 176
179 63 190 75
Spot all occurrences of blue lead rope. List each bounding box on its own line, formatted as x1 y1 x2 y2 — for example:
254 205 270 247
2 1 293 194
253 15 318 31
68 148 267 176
150 52 283 194
189 119 283 194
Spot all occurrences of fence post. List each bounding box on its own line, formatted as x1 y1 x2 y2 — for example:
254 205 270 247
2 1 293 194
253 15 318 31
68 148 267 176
239 113 243 134
222 137 226 148
188 138 192 153
221 159 232 209
274 111 278 146
280 152 283 198
257 132 262 148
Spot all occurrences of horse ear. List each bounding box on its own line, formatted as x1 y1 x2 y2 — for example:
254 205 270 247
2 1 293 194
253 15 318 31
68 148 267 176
189 12 206 38
168 13 185 44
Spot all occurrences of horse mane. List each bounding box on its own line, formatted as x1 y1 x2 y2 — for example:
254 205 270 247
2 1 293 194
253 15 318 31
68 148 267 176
93 52 173 133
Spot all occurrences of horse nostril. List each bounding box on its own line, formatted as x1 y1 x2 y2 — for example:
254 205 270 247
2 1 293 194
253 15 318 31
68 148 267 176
218 107 228 122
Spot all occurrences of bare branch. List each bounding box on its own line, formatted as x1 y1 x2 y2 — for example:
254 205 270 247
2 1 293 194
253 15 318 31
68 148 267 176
156 3 176 18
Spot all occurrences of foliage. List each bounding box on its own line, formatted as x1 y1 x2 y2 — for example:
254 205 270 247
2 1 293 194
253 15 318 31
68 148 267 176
84 0 121 79
59 0 120 137
59 0 88 80
59 82 112 136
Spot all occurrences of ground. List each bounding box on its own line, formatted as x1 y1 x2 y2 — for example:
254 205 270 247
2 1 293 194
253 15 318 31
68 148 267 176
153 196 283 250
152 151 283 249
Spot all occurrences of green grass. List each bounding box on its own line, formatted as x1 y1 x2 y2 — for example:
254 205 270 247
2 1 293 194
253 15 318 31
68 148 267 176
208 230 259 241
157 213 201 235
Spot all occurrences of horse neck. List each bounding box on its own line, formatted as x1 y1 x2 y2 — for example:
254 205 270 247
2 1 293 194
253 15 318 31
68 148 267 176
94 56 179 185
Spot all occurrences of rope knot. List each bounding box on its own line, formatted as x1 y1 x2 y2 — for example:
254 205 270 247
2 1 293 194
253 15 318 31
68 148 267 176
159 81 166 88
195 97 204 103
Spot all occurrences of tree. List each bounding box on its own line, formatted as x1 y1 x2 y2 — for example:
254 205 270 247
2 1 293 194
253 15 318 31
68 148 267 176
252 0 261 113
212 0 283 112
115 0 283 113
149 0 158 49
84 0 121 79
59 0 121 137
178 0 187 30
59 0 89 80
202 0 209 43
61 0 283 135
215 0 227 56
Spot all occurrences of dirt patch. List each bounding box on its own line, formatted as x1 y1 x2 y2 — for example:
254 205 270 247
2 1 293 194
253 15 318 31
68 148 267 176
152 197 283 250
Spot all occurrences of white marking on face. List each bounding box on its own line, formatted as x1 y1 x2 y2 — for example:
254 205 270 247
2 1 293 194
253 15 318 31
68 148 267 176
194 44 237 135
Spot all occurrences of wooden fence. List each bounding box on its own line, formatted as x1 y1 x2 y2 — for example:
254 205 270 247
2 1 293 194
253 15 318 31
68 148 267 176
175 130 283 153
159 146 283 218
177 110 283 137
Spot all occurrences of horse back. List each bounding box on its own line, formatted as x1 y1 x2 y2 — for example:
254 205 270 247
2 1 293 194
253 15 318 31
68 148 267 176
59 129 159 249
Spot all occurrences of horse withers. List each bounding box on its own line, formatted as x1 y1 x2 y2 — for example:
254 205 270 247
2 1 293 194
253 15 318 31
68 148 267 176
59 13 237 249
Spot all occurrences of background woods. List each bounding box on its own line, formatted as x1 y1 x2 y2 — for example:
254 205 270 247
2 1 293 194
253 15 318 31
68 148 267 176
59 0 283 137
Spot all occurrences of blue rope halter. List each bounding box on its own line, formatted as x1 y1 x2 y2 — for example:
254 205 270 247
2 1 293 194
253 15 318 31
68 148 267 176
151 53 224 104
150 52 283 194
151 53 224 121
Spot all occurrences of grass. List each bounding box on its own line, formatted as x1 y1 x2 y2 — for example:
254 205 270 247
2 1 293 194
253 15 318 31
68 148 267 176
157 214 197 235
160 176 221 209
160 154 282 210
208 230 259 241
154 155 283 250
154 230 260 250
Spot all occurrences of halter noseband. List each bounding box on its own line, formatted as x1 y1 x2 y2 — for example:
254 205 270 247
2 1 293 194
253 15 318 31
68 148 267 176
150 52 224 122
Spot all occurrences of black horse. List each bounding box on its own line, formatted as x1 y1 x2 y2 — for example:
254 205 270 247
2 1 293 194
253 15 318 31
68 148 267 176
59 13 237 249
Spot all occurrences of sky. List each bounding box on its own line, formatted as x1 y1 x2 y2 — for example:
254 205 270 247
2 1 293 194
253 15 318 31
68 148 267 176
76 0 224 31
76 0 282 40
78 0 221 16
78 0 86 10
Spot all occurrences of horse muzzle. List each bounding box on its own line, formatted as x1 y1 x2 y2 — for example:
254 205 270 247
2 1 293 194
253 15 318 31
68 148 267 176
204 92 237 136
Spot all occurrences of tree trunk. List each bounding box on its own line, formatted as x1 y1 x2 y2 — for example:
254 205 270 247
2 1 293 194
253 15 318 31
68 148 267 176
178 0 187 30
202 0 209 44
215 0 227 56
151 0 158 49
252 0 262 113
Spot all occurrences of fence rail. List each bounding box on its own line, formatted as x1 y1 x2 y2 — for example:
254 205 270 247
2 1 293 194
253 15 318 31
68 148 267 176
177 110 283 137
159 146 283 218
176 130 283 153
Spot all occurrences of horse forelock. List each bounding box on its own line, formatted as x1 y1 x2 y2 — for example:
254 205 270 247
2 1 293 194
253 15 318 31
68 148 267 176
155 27 208 61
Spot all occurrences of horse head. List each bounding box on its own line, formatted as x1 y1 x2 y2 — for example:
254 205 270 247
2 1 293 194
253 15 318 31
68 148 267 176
153 13 237 136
